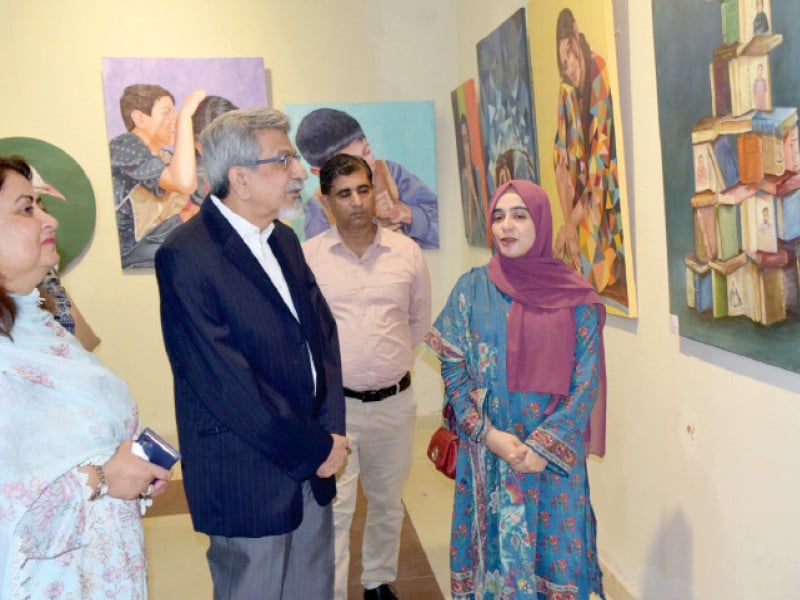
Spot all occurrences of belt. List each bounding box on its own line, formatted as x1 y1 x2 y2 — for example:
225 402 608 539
344 372 411 402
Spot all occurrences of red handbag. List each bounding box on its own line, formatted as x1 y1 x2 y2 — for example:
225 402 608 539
427 427 457 479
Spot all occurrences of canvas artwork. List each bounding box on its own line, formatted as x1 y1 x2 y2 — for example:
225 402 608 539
284 102 439 248
653 0 800 373
477 8 540 201
0 137 95 271
100 57 268 269
451 79 490 247
527 0 637 317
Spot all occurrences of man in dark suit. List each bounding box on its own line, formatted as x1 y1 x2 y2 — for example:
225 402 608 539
155 107 349 599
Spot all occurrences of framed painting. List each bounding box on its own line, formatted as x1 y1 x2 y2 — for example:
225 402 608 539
451 79 490 247
284 101 438 248
477 8 540 202
527 0 638 317
101 57 268 269
653 0 800 372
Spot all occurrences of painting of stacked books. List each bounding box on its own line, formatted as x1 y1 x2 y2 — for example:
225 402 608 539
654 0 800 372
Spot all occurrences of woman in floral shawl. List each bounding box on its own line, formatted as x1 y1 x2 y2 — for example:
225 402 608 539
0 156 171 598
426 180 606 599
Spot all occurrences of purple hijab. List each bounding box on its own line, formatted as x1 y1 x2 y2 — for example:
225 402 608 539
487 180 607 457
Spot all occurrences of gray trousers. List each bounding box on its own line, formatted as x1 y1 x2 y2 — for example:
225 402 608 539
207 482 334 599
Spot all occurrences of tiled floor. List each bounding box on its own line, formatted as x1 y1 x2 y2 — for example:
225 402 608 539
143 414 454 598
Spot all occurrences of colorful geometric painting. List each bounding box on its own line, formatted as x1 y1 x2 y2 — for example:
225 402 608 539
527 0 637 317
477 8 540 199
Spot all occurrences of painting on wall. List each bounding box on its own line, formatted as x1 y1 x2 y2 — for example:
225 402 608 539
451 79 490 247
477 8 539 201
284 102 438 248
0 137 95 272
527 0 637 318
101 57 268 269
653 0 800 372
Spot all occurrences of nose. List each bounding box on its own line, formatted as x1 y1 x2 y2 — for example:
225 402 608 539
39 207 58 232
500 214 514 230
351 191 365 207
291 158 308 180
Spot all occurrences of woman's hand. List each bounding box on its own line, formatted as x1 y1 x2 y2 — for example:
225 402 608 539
103 440 172 500
484 427 526 462
485 427 548 474
509 446 548 474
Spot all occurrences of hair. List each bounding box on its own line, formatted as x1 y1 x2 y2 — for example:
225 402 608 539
0 155 34 340
556 8 593 165
192 95 239 144
119 84 175 132
200 107 290 200
295 108 366 168
495 149 536 187
319 154 373 196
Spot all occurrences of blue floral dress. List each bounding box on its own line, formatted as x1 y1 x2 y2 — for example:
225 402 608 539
425 267 604 600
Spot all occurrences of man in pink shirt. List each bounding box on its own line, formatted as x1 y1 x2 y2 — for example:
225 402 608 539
302 154 431 600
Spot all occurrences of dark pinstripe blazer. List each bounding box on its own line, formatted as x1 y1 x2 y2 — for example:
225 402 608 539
155 197 345 538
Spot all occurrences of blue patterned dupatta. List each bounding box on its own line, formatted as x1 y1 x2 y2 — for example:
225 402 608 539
0 290 139 590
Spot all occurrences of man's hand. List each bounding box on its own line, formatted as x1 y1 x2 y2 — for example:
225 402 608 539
375 191 412 226
316 433 350 478
179 89 207 120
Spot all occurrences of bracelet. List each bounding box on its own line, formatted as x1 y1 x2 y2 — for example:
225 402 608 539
89 464 109 501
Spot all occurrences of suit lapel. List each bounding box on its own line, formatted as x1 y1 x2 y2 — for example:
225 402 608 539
202 199 298 320
268 225 315 336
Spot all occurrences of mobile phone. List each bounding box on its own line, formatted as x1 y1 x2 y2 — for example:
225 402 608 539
132 427 181 470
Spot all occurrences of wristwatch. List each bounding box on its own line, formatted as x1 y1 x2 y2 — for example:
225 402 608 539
89 464 109 501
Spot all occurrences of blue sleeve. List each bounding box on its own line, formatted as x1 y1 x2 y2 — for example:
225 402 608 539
303 194 331 240
387 161 439 248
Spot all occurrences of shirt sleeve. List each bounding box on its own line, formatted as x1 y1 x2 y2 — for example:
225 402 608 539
407 243 432 348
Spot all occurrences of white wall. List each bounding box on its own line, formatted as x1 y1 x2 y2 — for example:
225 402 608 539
5 1 800 598
456 1 800 599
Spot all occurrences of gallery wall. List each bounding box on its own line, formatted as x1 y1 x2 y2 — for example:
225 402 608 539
4 1 800 598
1 0 464 430
458 1 800 598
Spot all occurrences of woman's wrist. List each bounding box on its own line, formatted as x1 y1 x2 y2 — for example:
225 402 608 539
79 463 109 501
89 464 109 501
481 423 495 444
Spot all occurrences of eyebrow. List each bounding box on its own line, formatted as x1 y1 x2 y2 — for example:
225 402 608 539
492 205 529 213
334 183 372 195
14 194 36 205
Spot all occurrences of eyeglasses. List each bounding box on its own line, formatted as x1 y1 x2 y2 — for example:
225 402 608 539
238 153 301 170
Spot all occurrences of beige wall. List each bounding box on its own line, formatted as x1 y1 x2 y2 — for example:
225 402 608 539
5 1 800 598
2 0 462 432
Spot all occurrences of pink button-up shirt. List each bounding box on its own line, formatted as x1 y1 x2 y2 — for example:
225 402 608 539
302 225 431 390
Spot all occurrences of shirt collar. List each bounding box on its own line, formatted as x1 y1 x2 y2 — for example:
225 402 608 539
211 194 275 242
